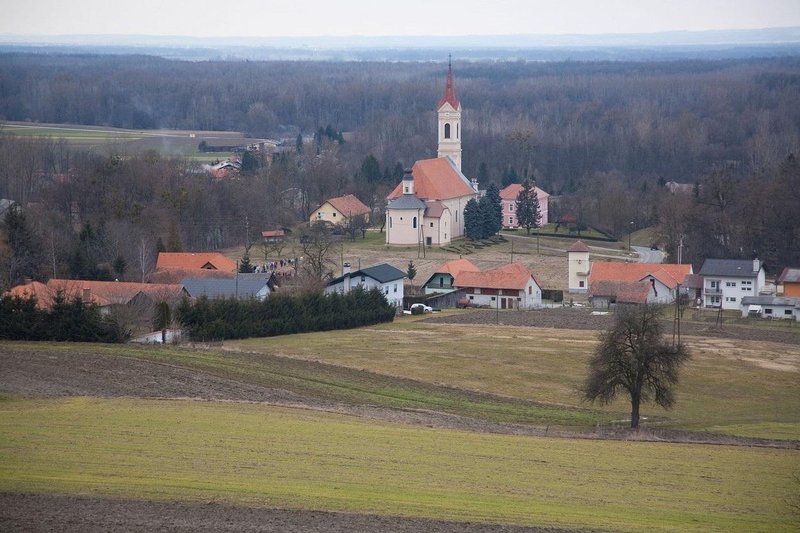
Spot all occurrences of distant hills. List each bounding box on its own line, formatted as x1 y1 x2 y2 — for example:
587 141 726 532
1 27 800 61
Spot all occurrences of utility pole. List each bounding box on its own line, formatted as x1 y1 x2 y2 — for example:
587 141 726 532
678 235 684 264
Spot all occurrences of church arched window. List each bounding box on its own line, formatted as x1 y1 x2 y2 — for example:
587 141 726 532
412 216 417 229
444 123 451 139
457 123 459 139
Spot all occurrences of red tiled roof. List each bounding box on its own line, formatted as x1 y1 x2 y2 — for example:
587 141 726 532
5 281 58 309
567 240 590 253
387 158 475 201
149 267 235 284
589 262 693 290
156 252 237 272
325 194 370 217
424 200 447 218
590 280 650 304
437 63 460 110
46 279 185 306
454 262 538 291
499 183 550 201
436 259 480 277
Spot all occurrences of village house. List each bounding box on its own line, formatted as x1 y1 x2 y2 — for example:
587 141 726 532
454 262 543 309
385 62 478 246
589 280 651 307
698 258 765 310
499 183 550 229
325 263 406 308
309 194 370 225
588 262 693 305
261 229 287 243
740 295 800 321
422 258 480 295
6 279 187 314
777 267 800 296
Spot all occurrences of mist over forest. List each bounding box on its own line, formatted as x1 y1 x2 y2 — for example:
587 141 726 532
0 50 799 287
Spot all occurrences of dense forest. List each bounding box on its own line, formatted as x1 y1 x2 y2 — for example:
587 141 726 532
0 53 799 288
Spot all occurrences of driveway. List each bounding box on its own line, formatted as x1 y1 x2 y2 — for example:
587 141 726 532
632 245 665 263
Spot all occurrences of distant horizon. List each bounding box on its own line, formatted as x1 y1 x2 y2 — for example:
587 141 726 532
4 0 800 39
2 26 800 48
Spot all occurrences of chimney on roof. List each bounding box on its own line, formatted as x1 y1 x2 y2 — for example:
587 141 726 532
343 262 351 293
82 287 91 302
402 168 414 195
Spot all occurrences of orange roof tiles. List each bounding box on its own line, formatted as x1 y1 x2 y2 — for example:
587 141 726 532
436 259 480 277
46 279 185 306
590 280 651 304
387 158 475 201
148 267 235 285
325 194 370 217
589 262 692 290
5 281 58 309
455 262 538 291
156 252 237 272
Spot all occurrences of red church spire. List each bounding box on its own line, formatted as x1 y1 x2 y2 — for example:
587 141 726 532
437 55 460 110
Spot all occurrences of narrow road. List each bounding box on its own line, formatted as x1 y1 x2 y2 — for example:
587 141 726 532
632 245 665 263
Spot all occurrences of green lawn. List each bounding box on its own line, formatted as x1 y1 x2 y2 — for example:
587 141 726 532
1 397 796 532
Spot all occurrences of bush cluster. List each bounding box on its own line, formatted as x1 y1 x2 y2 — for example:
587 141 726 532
177 287 395 341
0 294 128 342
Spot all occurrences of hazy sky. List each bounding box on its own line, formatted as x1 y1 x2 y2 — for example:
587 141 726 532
3 0 799 37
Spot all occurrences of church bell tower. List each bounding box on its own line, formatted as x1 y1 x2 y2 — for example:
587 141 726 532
437 56 462 171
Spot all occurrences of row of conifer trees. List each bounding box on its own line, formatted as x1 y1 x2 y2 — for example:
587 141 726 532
177 286 396 341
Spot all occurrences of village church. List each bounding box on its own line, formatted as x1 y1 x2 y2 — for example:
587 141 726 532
385 62 479 246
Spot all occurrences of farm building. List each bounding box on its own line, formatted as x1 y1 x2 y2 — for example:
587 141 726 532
588 262 693 305
454 262 542 309
740 296 800 321
422 258 479 295
777 267 800 297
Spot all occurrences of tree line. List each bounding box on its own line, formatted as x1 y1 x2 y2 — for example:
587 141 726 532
177 286 395 341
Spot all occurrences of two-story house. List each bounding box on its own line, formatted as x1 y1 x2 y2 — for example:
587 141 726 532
499 183 550 229
422 258 480 295
453 262 543 309
698 258 765 310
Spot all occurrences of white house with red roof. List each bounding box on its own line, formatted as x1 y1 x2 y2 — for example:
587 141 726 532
385 62 478 246
422 258 480 294
310 194 370 225
454 262 543 309
500 183 550 228
588 262 693 305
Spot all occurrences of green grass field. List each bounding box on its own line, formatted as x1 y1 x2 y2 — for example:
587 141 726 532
1 397 796 532
229 322 800 439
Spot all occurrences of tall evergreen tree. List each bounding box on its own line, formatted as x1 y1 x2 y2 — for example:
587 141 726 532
2 204 43 286
483 183 503 236
463 198 482 240
360 154 382 183
515 180 541 235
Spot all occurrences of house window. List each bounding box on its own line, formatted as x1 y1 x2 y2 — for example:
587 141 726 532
509 204 514 212
726 281 736 287
361 276 366 282
389 217 392 228
491 296 496 301
444 123 451 139
333 212 336 217
393 284 397 293
385 287 389 294
579 281 585 288
509 217 513 224
430 222 433 227
710 281 719 289
785 309 793 316
764 308 773 314
726 296 737 302
528 286 532 295
469 295 474 300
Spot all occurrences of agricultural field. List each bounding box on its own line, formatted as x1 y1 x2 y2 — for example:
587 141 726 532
1 313 798 532
0 120 259 162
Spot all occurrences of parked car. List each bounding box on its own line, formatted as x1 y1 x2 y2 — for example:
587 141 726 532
410 303 433 314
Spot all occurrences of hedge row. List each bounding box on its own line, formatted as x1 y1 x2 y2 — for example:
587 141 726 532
0 294 128 342
177 287 395 341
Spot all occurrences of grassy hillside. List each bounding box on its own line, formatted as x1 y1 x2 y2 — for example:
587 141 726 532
1 397 796 533
229 321 800 439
